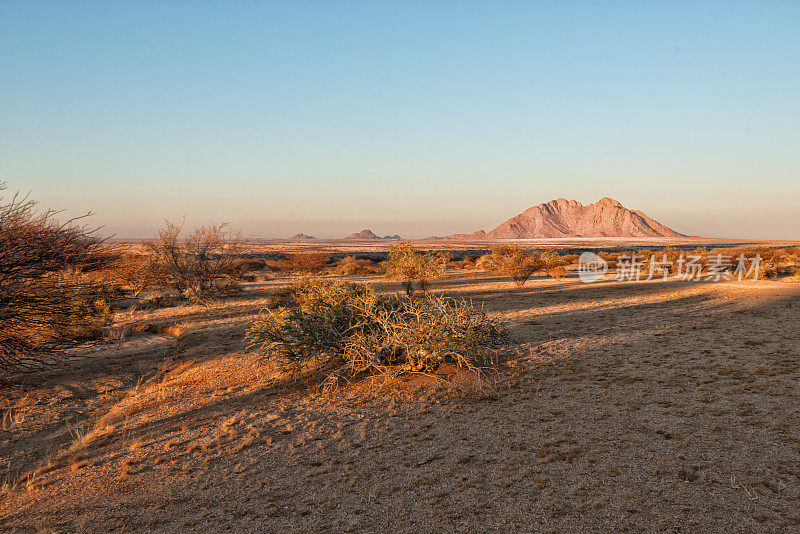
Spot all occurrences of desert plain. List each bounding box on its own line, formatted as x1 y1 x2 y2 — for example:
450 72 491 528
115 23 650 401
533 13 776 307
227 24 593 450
1 239 799 533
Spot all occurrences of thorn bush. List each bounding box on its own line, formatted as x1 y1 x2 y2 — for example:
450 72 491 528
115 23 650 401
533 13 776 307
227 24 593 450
245 279 507 389
0 182 113 375
481 245 545 287
143 219 244 301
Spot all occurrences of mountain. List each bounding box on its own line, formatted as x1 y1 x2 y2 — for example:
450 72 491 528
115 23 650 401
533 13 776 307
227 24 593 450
343 229 402 240
344 229 379 240
448 198 685 239
289 233 316 239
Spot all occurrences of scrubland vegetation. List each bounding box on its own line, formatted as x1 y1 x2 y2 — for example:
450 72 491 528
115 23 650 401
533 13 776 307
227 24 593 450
478 245 568 286
246 278 506 389
265 252 331 274
4 196 799 384
733 245 800 278
329 255 384 276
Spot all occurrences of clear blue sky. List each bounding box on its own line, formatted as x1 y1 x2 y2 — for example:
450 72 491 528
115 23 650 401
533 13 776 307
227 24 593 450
1 1 798 239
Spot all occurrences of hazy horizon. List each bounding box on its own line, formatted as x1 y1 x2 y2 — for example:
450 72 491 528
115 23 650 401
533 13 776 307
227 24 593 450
95 194 788 241
2 2 798 239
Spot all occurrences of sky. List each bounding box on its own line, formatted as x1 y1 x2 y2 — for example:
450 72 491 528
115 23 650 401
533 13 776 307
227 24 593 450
1 1 798 239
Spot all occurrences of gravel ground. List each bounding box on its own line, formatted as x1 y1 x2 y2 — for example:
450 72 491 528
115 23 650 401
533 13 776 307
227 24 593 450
1 272 799 533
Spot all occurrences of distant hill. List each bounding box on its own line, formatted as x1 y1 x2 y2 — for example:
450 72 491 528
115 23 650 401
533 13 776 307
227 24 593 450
344 229 401 240
442 198 685 239
289 233 316 239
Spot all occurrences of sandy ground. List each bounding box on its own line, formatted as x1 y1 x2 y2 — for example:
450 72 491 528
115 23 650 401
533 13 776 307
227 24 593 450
1 270 799 533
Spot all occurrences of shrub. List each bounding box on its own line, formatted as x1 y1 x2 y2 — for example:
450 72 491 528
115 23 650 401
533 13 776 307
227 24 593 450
288 253 330 273
760 259 795 279
689 246 709 263
265 286 296 308
475 254 494 272
721 245 800 280
547 266 568 280
233 258 268 272
330 256 384 276
538 251 569 279
0 182 113 374
597 251 618 269
539 250 564 269
641 246 682 273
245 279 506 388
266 253 331 274
384 244 446 296
560 253 580 265
482 245 545 287
7 268 112 343
447 254 480 270
144 219 244 301
447 259 470 270
661 246 682 263
108 253 170 297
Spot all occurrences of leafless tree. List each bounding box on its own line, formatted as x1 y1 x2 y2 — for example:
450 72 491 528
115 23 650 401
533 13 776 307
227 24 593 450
145 219 244 301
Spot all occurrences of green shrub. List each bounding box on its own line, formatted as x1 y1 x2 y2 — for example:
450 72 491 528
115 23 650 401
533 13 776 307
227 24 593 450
384 244 446 296
245 279 506 388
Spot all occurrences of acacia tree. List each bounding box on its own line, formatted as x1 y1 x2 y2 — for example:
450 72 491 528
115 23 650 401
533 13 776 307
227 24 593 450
144 219 244 301
384 244 446 296
0 182 111 375
484 245 545 287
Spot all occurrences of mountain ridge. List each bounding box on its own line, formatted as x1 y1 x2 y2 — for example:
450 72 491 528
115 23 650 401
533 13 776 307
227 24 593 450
439 198 685 239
